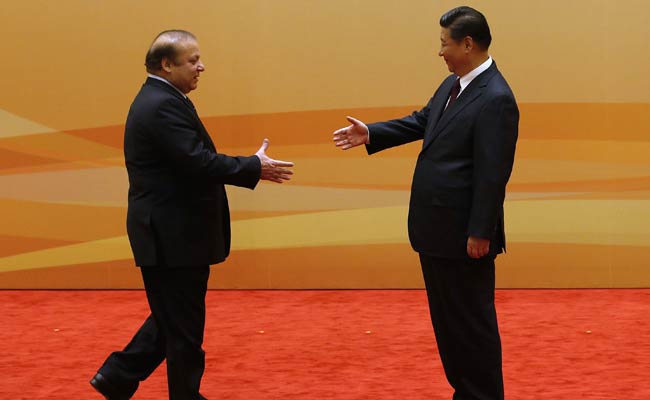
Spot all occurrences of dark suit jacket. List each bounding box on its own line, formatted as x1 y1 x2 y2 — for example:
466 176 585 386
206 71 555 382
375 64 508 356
366 61 518 259
124 77 261 267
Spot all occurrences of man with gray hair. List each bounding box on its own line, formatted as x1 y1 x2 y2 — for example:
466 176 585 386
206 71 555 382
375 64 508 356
90 30 293 399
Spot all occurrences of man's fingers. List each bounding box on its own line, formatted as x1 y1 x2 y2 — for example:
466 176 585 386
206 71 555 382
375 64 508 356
334 119 365 151
467 246 487 259
274 168 293 175
263 172 292 183
467 243 477 258
270 159 294 167
260 159 294 183
335 135 361 148
333 127 351 141
333 127 346 137
467 236 489 259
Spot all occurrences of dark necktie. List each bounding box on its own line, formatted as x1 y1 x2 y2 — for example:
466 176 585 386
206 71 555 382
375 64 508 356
445 78 461 111
184 97 215 150
185 97 196 112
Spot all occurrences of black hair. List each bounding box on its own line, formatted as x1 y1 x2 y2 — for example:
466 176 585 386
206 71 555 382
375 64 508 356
440 6 491 50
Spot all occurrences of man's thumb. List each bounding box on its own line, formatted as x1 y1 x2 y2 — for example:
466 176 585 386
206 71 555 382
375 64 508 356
346 116 362 126
258 138 270 153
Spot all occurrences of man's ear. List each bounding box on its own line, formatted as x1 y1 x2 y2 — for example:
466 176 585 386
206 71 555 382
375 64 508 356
161 57 173 73
463 36 474 53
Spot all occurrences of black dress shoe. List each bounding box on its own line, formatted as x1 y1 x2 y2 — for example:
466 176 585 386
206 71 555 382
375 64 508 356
90 373 134 400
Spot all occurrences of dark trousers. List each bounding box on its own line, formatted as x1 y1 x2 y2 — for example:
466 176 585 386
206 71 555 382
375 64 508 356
98 265 210 400
419 254 504 400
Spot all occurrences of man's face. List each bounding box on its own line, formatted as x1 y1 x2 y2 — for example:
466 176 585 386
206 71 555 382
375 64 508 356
165 40 205 94
438 27 467 76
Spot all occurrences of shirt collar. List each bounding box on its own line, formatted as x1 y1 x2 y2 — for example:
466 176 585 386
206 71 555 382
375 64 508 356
147 73 187 98
458 56 492 95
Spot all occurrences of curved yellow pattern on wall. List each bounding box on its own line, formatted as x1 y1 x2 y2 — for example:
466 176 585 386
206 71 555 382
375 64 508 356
1 200 649 274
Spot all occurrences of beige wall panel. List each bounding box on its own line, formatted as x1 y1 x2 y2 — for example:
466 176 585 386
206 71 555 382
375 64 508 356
3 1 648 130
0 1 648 288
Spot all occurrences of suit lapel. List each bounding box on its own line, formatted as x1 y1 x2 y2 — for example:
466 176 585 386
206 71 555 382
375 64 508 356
426 76 455 132
183 98 217 152
422 64 498 151
430 85 483 137
145 78 217 152
422 76 455 149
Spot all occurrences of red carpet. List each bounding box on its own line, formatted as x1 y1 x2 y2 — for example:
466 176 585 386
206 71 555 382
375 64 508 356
1 289 649 399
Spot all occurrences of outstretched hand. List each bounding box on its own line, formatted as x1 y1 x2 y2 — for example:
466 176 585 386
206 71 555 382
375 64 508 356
255 139 294 183
333 116 369 150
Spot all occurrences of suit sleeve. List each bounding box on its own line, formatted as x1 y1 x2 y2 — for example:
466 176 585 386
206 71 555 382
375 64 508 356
365 96 434 155
468 93 519 238
152 98 261 189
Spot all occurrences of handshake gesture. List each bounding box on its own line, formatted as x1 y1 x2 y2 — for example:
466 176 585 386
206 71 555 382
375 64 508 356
255 138 294 183
254 115 369 185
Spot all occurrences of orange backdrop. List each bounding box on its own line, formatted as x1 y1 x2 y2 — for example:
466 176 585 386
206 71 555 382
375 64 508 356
1 0 649 288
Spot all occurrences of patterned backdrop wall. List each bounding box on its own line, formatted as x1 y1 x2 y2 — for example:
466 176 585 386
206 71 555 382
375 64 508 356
1 0 649 288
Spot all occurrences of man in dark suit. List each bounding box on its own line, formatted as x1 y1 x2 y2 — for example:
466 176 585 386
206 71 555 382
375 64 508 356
333 7 518 400
90 30 293 400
